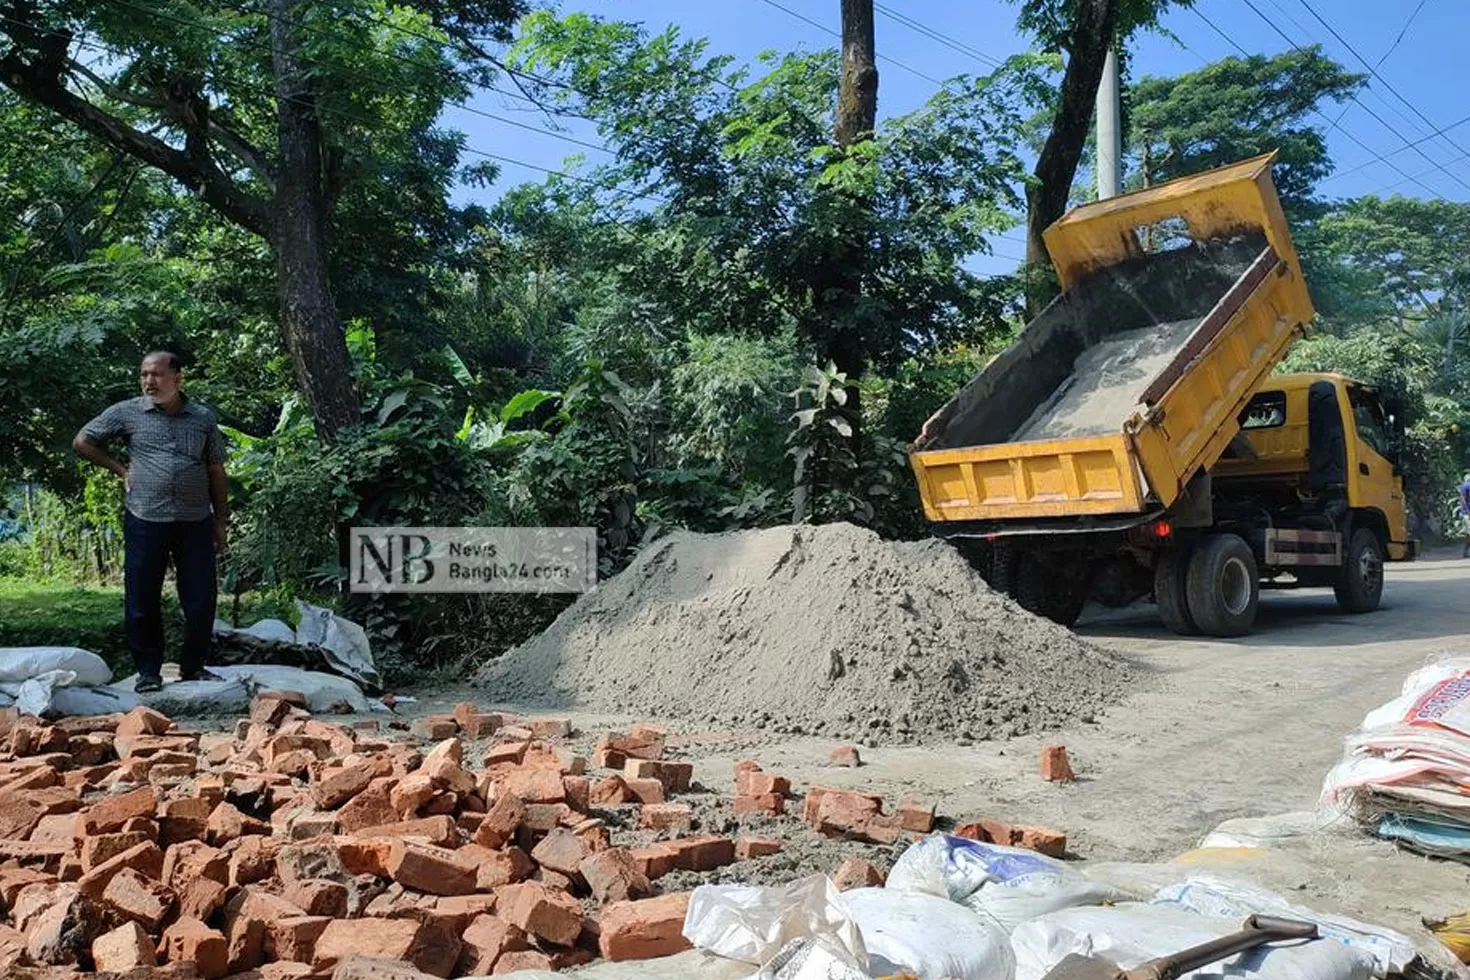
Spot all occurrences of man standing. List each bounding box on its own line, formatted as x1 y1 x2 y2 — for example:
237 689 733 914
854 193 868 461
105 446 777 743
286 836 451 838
73 352 229 692
1459 472 1470 559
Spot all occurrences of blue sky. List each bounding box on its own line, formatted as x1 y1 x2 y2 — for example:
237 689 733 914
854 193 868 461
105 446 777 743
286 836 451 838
443 0 1470 270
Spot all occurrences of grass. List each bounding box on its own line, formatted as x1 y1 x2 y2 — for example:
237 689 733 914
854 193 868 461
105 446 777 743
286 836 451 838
0 577 298 677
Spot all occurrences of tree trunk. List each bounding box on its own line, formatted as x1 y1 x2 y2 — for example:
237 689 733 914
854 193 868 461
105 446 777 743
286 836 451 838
268 0 360 441
1025 0 1120 271
827 0 877 444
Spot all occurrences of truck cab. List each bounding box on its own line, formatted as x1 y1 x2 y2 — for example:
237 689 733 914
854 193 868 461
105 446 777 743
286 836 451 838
1209 373 1413 608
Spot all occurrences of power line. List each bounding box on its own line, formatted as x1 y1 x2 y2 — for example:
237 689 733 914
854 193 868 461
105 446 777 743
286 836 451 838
872 3 1002 70
1295 0 1470 176
751 0 945 86
1234 0 1470 195
1321 109 1470 185
1190 5 1439 197
1376 0 1430 69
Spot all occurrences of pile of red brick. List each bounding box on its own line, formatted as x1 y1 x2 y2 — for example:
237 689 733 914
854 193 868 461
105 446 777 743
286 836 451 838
0 695 1072 980
0 699 727 979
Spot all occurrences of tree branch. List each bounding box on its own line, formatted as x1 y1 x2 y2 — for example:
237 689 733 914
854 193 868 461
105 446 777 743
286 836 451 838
66 59 163 109
1 49 273 240
208 118 276 192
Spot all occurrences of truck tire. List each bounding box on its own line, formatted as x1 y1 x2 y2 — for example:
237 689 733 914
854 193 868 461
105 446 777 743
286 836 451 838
1334 527 1384 613
1185 534 1259 637
1015 553 1088 627
1154 546 1199 636
988 543 1021 598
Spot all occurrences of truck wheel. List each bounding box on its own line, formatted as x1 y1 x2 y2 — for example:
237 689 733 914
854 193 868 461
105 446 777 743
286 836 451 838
1154 546 1198 636
1185 534 1259 637
988 543 1021 598
1334 528 1384 613
1015 553 1088 627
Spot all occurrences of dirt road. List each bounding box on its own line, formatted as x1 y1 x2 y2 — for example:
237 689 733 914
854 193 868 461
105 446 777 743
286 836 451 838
441 548 1470 962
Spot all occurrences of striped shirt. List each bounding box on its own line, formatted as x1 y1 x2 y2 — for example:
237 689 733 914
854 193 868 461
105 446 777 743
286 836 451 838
80 395 226 523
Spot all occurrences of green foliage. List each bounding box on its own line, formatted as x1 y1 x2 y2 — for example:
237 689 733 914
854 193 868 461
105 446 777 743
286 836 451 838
1011 0 1197 54
1127 48 1364 213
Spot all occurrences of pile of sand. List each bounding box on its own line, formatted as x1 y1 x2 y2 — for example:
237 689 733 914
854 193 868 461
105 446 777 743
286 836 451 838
476 523 1132 744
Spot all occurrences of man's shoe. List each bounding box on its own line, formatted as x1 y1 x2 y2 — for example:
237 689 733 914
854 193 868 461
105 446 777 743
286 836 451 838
179 667 224 683
135 676 163 694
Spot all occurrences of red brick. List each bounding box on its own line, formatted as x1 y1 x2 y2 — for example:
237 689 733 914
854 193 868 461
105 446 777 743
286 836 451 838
76 841 163 899
602 732 665 761
350 815 457 848
206 801 270 845
312 762 375 809
639 803 692 831
434 893 498 931
179 875 230 921
734 793 786 816
385 839 478 896
672 835 738 872
0 867 54 907
624 759 693 794
562 775 590 812
498 882 582 947
267 915 330 964
80 785 156 835
115 732 199 759
803 785 882 827
228 835 284 886
458 714 501 739
475 846 534 889
484 742 527 767
115 706 173 738
315 915 459 978
573 817 611 852
832 857 885 891
630 722 668 741
533 867 575 892
494 950 554 974
626 777 666 805
226 906 268 974
338 778 399 834
262 962 315 980
458 913 529 975
79 831 150 871
101 866 176 930
628 844 679 880
335 838 395 878
828 745 862 767
521 802 571 832
1041 745 1076 783
497 768 564 804
529 827 588 879
283 878 348 917
331 954 439 980
589 775 632 805
579 848 652 904
898 796 936 833
288 811 340 840
160 917 228 979
598 892 692 961
0 797 45 841
737 836 782 859
410 716 458 740
953 819 1067 858
249 693 293 727
390 772 436 818
814 794 901 845
736 771 790 797
91 920 156 972
527 717 572 738
465 793 522 851
163 839 230 887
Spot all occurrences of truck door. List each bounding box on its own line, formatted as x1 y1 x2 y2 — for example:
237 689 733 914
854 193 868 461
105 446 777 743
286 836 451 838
1342 384 1409 547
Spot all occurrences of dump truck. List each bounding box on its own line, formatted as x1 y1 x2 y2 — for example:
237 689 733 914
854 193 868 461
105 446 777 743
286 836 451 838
910 154 1415 637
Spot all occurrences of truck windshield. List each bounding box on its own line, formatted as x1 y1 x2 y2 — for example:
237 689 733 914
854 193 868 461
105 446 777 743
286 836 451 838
1349 388 1391 456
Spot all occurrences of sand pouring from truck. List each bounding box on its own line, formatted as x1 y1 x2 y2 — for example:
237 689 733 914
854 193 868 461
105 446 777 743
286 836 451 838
911 153 1415 637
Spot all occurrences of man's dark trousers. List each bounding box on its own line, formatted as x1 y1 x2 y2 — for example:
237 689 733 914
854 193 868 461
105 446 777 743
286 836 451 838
123 511 215 682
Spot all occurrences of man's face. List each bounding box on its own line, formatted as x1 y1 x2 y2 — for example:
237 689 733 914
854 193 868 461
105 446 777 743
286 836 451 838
139 356 181 404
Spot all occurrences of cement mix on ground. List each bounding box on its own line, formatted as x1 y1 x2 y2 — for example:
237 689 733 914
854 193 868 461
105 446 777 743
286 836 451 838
1012 317 1202 442
476 523 1131 744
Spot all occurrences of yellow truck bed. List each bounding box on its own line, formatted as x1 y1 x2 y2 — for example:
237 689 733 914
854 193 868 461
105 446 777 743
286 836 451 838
911 154 1315 524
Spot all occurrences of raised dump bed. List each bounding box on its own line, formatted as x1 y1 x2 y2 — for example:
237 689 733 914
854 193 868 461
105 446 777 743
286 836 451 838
911 154 1315 523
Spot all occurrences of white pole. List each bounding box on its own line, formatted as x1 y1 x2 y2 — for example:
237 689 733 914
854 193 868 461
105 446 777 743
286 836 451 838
1096 46 1122 200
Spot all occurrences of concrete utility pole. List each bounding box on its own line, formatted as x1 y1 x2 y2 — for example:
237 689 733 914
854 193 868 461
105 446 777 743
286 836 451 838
1095 45 1122 200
